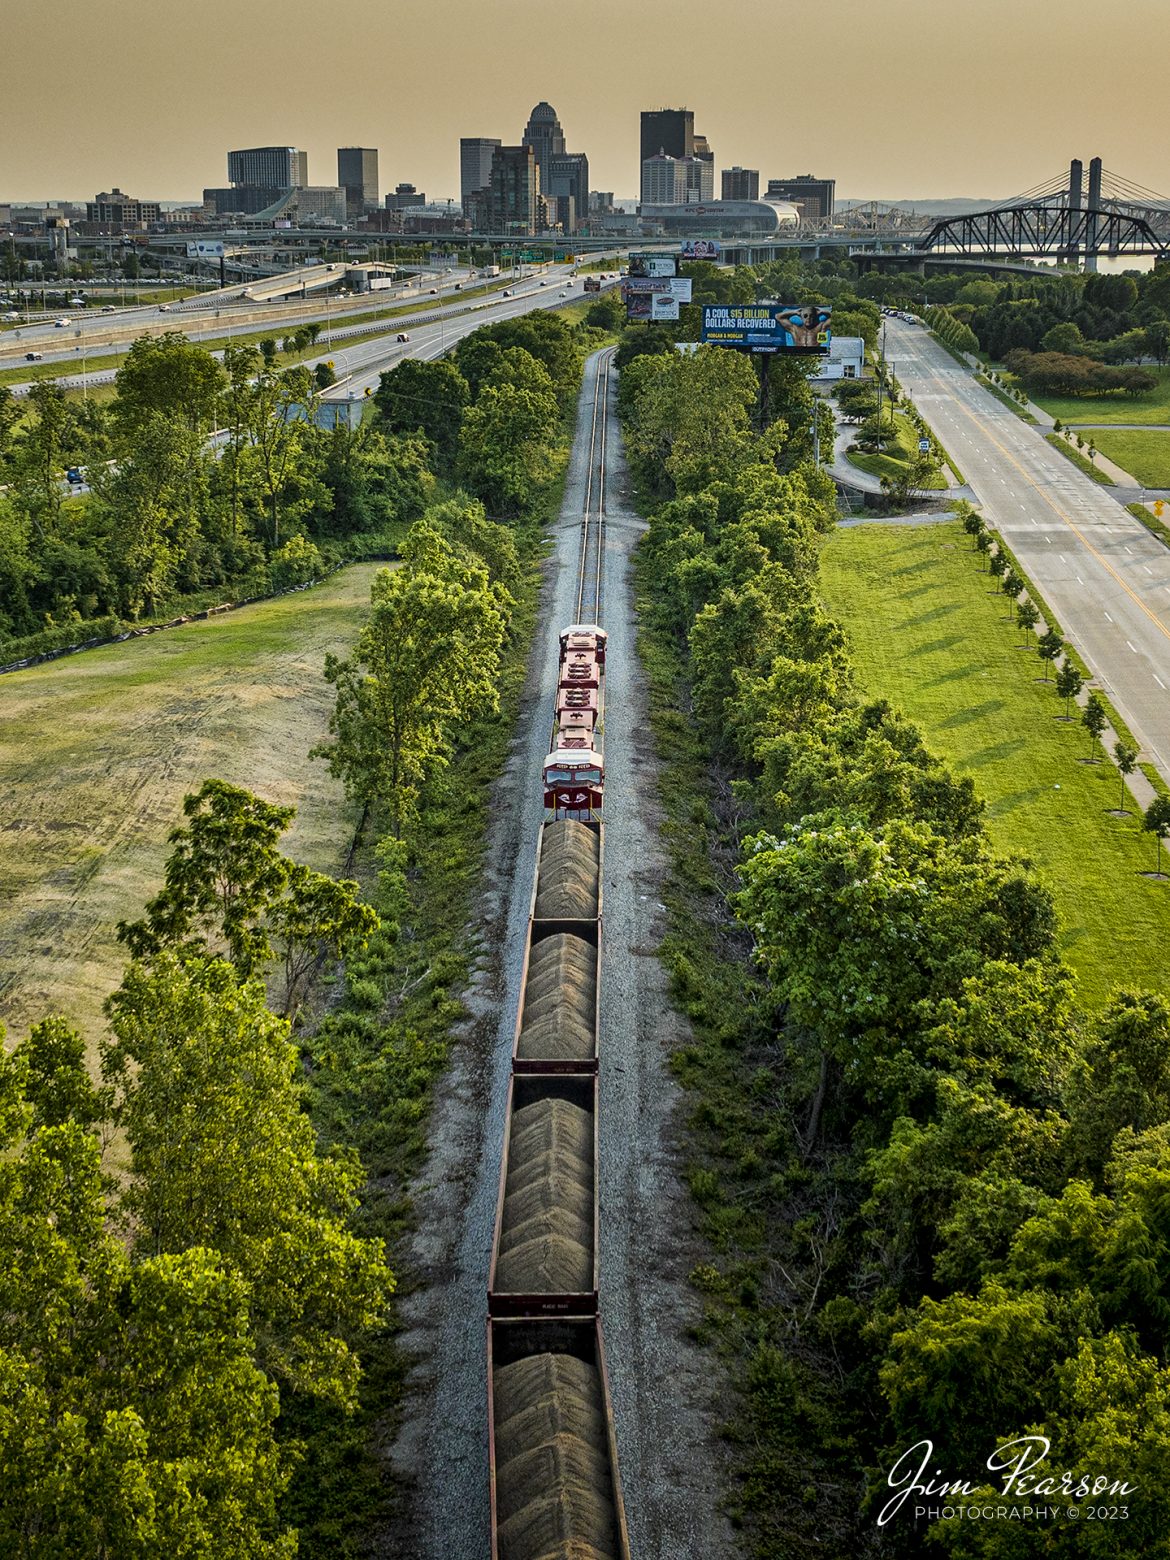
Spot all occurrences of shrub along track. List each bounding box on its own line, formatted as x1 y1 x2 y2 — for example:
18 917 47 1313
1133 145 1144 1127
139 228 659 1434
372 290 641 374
382 350 732 1558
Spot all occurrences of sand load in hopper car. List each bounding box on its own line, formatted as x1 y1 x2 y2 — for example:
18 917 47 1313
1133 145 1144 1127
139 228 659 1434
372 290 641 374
489 1317 630 1560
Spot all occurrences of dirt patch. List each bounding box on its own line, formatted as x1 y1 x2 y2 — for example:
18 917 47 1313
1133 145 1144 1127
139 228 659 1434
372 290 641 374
0 564 383 1055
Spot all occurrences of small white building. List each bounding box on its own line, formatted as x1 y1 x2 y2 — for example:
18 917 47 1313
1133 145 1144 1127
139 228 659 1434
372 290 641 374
813 335 866 380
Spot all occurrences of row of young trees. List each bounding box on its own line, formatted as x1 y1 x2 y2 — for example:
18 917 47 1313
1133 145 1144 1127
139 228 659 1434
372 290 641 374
961 505 1170 869
622 342 1170 1555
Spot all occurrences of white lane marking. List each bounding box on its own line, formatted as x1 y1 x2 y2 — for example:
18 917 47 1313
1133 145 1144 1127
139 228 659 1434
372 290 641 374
1105 611 1114 621
1076 575 1084 584
1144 567 1154 576
1155 674 1167 689
1127 641 1138 653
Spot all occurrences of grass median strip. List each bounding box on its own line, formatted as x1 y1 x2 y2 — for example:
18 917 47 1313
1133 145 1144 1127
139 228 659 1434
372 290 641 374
1044 431 1115 484
976 373 1039 423
820 520 1170 1010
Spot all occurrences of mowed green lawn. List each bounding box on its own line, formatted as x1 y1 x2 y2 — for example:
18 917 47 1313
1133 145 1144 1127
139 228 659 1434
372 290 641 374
820 521 1170 1011
0 563 384 1052
1029 364 1170 426
1086 428 1170 488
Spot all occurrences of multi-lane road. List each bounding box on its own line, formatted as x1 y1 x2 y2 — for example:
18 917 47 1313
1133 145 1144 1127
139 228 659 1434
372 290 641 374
3 265 588 400
887 318 1170 786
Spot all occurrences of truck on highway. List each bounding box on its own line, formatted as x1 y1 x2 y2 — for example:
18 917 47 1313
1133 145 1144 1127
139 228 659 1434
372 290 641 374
482 265 501 278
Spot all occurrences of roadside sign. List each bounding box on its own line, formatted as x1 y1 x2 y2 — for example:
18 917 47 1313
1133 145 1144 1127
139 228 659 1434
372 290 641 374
918 437 931 453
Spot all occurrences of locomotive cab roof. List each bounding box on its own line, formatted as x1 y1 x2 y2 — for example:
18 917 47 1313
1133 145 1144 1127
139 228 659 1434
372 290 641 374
543 748 603 772
560 623 607 645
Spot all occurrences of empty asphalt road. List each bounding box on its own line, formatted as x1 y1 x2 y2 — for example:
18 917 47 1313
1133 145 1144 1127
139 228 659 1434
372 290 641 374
887 318 1170 784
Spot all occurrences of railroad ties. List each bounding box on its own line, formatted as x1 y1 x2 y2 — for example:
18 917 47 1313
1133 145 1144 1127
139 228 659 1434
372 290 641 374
487 352 629 1560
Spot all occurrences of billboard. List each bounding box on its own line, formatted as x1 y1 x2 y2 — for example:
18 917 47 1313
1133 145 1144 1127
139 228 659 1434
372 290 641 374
701 304 832 353
628 252 678 278
623 274 694 319
681 238 722 260
583 277 602 292
651 294 680 322
186 240 224 258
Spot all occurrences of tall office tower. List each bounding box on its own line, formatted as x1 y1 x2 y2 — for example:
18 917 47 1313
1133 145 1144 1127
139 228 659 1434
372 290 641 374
640 109 696 203
487 144 540 235
640 154 688 206
227 146 307 188
521 101 566 185
461 136 502 215
545 152 589 233
337 147 379 217
640 108 694 164
765 175 836 223
722 167 760 201
684 156 714 202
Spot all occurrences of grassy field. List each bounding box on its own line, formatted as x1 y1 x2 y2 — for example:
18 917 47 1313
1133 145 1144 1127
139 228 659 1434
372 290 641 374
1029 365 1170 426
820 521 1170 1011
0 563 383 1052
1088 428 1170 487
845 409 948 489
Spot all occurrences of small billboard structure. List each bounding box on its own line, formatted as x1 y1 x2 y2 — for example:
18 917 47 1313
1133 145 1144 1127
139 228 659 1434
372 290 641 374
681 238 722 260
701 304 831 354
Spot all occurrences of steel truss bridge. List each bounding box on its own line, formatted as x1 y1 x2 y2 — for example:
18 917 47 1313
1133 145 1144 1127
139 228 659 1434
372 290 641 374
836 160 1170 270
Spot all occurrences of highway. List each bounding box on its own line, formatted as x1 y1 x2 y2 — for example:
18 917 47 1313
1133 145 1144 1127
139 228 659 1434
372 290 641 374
0 266 495 372
887 318 1170 785
4 266 585 396
317 269 585 400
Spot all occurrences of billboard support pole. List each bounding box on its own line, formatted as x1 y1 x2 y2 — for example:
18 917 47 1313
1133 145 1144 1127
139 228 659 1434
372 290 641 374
756 351 770 433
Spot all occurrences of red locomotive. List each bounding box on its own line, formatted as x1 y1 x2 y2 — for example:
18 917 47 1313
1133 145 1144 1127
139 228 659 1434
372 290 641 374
543 624 607 816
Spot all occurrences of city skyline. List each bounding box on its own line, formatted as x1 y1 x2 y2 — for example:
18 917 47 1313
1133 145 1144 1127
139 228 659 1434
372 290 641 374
5 0 1170 204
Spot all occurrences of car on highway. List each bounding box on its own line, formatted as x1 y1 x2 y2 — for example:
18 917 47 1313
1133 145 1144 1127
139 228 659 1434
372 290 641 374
158 304 170 312
502 289 513 297
66 467 83 485
25 351 43 361
102 305 117 313
55 318 71 327
397 332 410 342
429 288 439 294
538 280 547 287
2 311 18 322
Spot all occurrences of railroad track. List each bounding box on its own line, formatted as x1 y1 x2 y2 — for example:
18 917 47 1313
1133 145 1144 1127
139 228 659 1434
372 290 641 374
487 349 629 1560
576 346 612 627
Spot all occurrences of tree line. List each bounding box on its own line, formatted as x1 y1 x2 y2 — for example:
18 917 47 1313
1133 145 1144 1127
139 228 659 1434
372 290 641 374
621 337 1170 1556
0 306 587 660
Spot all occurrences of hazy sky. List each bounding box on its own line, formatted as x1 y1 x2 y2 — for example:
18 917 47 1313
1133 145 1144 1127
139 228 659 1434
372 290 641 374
5 0 1170 205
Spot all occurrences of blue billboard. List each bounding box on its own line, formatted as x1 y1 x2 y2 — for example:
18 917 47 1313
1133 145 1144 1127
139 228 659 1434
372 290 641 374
701 304 832 353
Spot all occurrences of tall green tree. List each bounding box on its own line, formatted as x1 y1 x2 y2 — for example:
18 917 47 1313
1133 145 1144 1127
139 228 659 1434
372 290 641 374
317 550 508 833
374 357 469 465
1082 690 1107 757
117 779 295 975
0 1028 296 1557
1143 794 1170 876
456 382 559 516
113 332 227 443
103 954 392 1407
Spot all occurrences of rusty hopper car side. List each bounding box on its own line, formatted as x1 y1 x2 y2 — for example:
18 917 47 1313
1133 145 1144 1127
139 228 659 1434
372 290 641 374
488 1073 599 1319
488 1316 631 1560
513 817 603 1075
